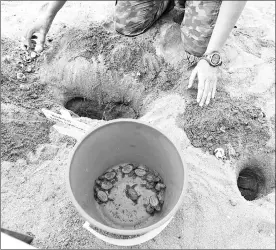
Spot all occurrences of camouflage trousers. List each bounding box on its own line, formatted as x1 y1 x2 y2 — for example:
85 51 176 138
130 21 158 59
115 0 222 57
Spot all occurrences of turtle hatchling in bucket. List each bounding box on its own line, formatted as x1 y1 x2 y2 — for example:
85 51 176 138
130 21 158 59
94 163 166 229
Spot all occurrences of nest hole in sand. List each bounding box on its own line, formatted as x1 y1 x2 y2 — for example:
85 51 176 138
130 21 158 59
64 96 139 121
236 154 275 201
237 167 266 201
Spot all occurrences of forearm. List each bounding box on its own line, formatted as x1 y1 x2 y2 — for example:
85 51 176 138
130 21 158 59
45 1 67 18
205 1 247 54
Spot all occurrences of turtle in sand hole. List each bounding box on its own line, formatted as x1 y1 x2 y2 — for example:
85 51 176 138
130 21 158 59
125 184 141 204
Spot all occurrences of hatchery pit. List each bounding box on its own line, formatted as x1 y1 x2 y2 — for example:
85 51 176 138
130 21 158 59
64 97 139 121
237 167 265 201
236 156 275 201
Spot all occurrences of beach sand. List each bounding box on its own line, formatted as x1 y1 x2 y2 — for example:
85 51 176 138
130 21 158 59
1 1 275 249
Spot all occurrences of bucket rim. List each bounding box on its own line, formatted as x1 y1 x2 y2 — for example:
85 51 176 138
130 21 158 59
66 118 188 236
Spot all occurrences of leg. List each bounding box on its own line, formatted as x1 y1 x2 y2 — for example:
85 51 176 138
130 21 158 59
114 0 174 37
181 1 222 57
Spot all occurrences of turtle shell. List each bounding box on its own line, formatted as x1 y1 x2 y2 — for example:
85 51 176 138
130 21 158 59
94 186 100 195
95 179 102 186
98 175 105 180
125 184 140 202
122 164 133 174
145 204 155 214
135 168 147 177
101 181 113 190
155 204 161 212
111 165 121 172
146 173 155 182
146 182 155 190
97 190 108 203
157 190 165 204
104 171 116 180
137 165 148 171
105 168 114 173
153 170 162 182
149 195 159 207
155 183 166 191
128 170 135 178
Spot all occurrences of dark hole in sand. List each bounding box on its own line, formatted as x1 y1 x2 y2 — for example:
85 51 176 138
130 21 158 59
65 97 138 121
237 167 265 201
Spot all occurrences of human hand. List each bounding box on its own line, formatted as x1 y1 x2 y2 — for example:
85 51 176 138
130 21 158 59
23 14 54 53
188 59 218 107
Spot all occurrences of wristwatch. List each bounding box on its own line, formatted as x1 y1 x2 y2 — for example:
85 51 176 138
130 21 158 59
201 51 222 67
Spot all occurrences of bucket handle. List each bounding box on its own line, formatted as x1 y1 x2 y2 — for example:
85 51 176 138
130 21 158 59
83 217 173 247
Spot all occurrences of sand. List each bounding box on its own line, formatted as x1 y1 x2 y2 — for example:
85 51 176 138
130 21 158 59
1 1 275 249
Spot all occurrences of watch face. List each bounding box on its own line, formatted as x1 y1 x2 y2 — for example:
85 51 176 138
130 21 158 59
211 53 221 65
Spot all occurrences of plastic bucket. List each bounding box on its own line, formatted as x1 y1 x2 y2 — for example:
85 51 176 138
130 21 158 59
67 119 187 246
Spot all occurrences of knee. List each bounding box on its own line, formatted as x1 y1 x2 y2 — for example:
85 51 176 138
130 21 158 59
181 1 222 56
114 1 148 37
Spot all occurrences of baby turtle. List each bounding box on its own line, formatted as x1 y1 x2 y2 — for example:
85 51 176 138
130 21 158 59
146 173 155 183
98 173 106 180
145 204 155 215
94 186 100 197
155 183 166 191
128 170 136 178
95 179 102 186
145 182 155 190
157 190 165 204
153 170 162 182
101 181 113 190
96 190 109 203
135 168 147 177
155 204 161 212
104 171 116 180
111 165 121 172
137 165 148 171
125 184 140 204
149 195 159 208
105 168 114 173
122 164 134 174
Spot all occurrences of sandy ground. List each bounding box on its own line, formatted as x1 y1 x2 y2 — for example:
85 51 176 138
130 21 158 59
1 1 275 249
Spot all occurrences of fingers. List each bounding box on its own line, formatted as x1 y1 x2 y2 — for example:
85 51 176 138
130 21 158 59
196 69 204 103
202 78 217 106
24 28 37 50
205 92 212 106
199 78 210 107
212 78 217 99
188 67 197 89
23 29 46 53
35 33 46 53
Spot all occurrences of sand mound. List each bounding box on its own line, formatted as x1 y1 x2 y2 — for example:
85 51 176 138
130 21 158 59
178 91 271 158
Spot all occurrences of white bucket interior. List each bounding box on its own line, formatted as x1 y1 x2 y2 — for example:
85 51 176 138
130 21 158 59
68 120 185 234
